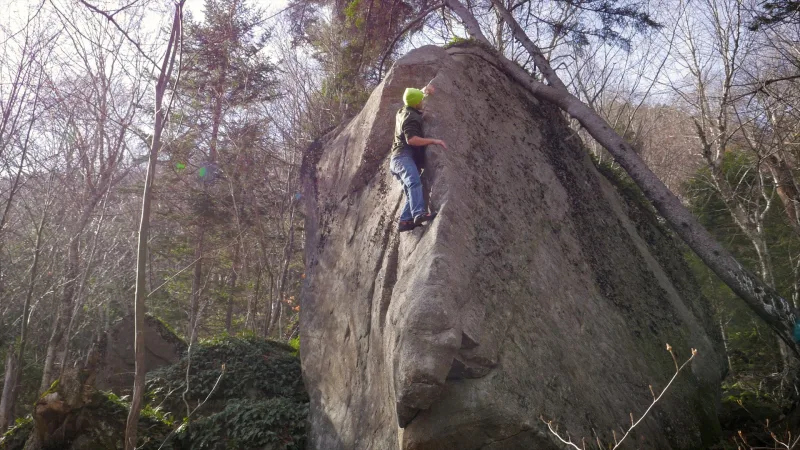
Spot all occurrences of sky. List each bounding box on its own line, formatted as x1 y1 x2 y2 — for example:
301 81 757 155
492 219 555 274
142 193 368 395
1 0 290 35
0 0 722 113
0 0 295 173
0 0 295 89
185 0 289 22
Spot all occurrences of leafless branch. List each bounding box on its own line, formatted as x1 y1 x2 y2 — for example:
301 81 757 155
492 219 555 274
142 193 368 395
377 3 445 82
76 0 159 69
543 345 698 450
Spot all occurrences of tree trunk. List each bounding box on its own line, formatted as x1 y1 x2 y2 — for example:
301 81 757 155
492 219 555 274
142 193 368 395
39 329 59 394
698 132 794 382
59 195 108 378
767 154 800 236
753 232 776 291
0 69 43 299
0 193 47 430
189 227 206 342
446 0 800 356
494 8 504 55
720 318 733 374
697 135 779 288
225 242 240 333
263 272 274 337
245 267 261 332
268 201 296 338
0 350 18 431
124 5 183 448
39 234 81 393
187 43 229 342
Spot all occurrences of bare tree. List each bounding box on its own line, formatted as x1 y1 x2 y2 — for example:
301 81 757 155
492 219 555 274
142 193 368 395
0 3 57 299
38 18 140 391
124 1 185 448
668 0 781 285
0 175 54 431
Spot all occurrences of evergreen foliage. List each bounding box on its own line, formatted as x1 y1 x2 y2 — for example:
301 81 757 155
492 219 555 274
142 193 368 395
0 336 307 450
593 149 800 445
0 392 174 450
0 417 32 450
683 150 800 443
750 0 800 29
173 398 307 449
147 335 308 449
147 335 307 414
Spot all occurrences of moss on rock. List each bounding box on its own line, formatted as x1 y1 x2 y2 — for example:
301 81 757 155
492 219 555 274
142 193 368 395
0 416 33 450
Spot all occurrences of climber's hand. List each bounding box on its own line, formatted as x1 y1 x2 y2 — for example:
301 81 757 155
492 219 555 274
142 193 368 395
436 139 448 150
423 84 435 96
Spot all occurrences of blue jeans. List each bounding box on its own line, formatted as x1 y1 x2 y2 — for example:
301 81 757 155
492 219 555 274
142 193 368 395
390 153 425 222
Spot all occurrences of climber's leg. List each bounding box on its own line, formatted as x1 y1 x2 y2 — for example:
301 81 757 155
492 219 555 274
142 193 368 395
390 154 425 221
390 165 416 232
399 183 413 223
397 184 417 232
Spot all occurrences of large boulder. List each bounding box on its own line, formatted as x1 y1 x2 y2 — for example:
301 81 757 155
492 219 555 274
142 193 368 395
300 43 725 449
94 314 186 394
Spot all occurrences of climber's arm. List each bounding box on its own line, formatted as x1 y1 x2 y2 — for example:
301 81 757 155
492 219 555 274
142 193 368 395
407 136 447 149
402 84 447 149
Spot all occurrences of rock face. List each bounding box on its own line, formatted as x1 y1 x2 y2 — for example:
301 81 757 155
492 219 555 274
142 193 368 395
301 44 725 450
94 315 186 394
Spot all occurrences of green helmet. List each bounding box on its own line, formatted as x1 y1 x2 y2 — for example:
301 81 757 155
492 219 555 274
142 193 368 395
403 88 424 107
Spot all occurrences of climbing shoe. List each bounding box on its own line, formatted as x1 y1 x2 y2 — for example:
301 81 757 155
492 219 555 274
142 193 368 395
413 212 436 226
398 220 417 232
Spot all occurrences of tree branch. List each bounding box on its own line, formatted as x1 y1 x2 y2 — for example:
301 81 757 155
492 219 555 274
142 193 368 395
76 0 159 69
544 346 697 449
377 3 445 83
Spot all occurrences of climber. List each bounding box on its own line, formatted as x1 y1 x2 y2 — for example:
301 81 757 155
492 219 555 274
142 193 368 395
390 84 448 232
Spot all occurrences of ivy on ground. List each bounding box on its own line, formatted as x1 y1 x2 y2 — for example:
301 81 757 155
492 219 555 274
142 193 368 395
147 335 308 450
148 335 306 413
173 398 307 449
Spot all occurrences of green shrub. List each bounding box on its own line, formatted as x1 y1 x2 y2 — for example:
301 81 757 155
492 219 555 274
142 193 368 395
288 336 300 354
147 335 306 416
146 336 308 449
174 398 307 449
1 336 308 449
0 416 33 450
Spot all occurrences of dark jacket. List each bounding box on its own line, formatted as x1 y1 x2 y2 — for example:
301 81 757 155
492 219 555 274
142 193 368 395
390 106 425 169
